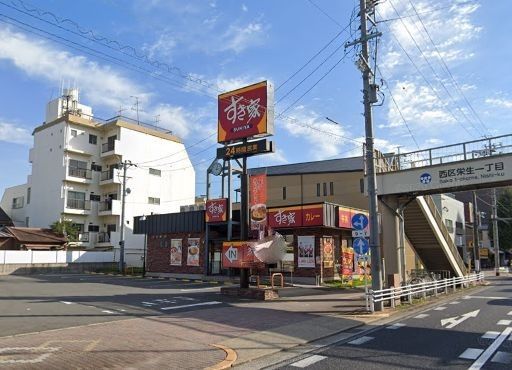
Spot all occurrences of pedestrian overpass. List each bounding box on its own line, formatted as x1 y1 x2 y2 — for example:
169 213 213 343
372 134 512 281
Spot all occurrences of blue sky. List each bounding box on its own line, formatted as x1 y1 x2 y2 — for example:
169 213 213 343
1 0 511 198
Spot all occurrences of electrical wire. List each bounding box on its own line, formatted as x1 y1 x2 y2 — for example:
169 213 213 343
407 0 491 137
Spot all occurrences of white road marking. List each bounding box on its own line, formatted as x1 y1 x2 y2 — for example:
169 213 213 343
180 287 219 291
386 323 406 330
101 310 115 314
463 295 508 300
60 301 73 305
141 302 156 305
173 296 196 301
482 331 500 340
348 336 374 345
469 327 512 370
508 310 512 316
160 301 222 310
491 351 512 364
441 310 480 329
414 314 430 319
459 348 484 360
290 355 327 368
449 301 460 305
497 320 512 326
434 306 447 311
0 347 59 364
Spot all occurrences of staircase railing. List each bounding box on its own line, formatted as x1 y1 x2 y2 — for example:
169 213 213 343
423 195 467 275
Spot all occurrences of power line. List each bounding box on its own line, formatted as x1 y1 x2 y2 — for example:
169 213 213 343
407 0 491 136
306 0 345 28
386 0 484 137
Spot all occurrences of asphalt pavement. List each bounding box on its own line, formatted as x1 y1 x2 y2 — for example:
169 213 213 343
268 274 512 370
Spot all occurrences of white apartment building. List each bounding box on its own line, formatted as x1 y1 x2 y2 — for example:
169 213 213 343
1 89 195 266
432 193 467 249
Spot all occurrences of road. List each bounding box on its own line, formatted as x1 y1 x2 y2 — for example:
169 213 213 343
0 273 228 337
270 275 512 370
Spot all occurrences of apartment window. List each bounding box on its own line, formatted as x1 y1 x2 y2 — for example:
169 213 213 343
323 182 327 196
90 194 101 202
12 196 24 209
88 225 100 232
149 168 161 176
69 159 90 179
25 217 29 227
445 219 454 233
71 129 77 137
26 187 31 204
89 134 97 145
73 223 85 233
67 191 86 209
91 164 102 172
282 186 287 200
160 239 168 248
316 183 321 197
330 182 334 196
148 197 161 205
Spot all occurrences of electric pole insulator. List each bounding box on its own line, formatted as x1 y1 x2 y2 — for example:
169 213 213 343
369 84 379 104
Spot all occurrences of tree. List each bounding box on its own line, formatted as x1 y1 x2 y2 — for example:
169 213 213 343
489 188 512 252
50 220 80 242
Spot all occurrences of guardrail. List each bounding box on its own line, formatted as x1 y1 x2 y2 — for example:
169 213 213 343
366 272 485 312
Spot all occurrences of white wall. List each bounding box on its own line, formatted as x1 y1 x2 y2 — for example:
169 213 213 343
0 184 28 226
0 250 117 264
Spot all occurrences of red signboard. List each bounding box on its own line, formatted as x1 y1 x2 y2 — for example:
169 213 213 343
250 174 267 205
222 241 256 268
206 198 227 223
302 205 323 226
338 207 353 229
218 81 274 143
268 206 303 228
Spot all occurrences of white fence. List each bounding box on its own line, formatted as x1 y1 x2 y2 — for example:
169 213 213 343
366 273 485 312
0 250 118 265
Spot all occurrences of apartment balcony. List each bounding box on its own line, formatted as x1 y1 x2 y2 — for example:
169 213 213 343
98 199 121 216
100 170 122 186
100 140 122 158
64 199 91 215
66 167 93 184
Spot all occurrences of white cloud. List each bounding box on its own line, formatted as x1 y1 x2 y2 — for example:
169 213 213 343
485 97 512 109
143 32 177 59
279 108 363 161
242 4 248 12
0 27 149 112
0 122 32 145
219 22 266 54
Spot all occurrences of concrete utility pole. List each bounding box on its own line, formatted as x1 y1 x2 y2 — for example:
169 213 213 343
347 0 383 310
492 188 500 276
119 160 135 274
472 191 480 273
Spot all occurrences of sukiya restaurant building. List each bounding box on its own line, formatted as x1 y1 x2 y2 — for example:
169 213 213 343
133 156 400 281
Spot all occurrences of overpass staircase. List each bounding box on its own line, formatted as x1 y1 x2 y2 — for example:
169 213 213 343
404 195 466 277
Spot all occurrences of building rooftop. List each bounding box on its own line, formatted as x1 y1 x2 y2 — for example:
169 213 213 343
3 227 67 244
249 156 364 176
0 207 12 226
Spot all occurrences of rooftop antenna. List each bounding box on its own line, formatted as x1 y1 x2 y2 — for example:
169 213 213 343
130 96 143 125
117 105 127 117
154 114 160 127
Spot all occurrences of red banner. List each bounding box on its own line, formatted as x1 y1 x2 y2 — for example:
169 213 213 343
206 198 227 223
218 81 274 143
302 205 323 226
338 207 352 229
249 174 267 205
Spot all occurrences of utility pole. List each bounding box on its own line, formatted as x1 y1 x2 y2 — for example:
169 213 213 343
492 188 500 276
347 0 383 310
472 191 480 273
119 160 136 274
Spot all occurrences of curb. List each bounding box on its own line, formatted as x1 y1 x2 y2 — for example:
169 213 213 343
206 344 238 370
85 271 238 285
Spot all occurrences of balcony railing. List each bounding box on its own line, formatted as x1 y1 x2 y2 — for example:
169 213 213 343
99 200 113 211
78 232 89 242
66 199 91 210
68 167 92 179
100 170 114 181
98 232 110 243
102 142 115 153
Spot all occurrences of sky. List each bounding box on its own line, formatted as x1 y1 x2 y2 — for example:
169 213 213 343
1 0 511 199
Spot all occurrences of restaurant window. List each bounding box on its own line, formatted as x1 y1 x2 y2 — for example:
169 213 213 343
316 183 320 197
330 182 334 196
323 182 327 196
282 186 287 200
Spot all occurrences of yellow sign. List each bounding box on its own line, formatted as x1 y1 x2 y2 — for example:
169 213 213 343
480 248 489 259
